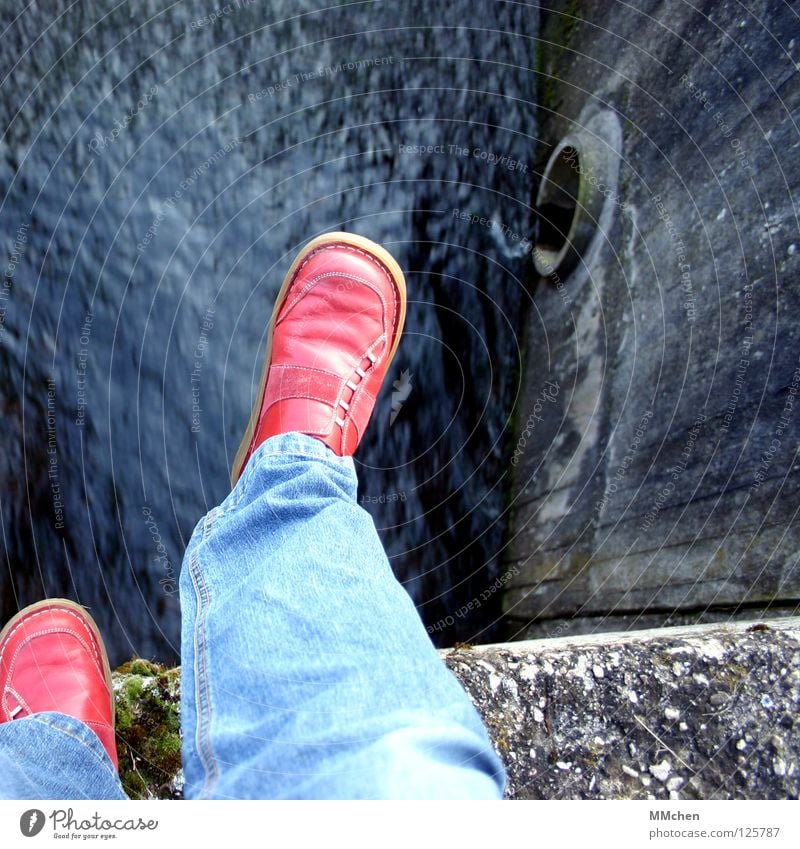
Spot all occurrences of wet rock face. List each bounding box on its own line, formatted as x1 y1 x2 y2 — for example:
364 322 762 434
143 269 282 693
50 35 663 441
444 621 800 799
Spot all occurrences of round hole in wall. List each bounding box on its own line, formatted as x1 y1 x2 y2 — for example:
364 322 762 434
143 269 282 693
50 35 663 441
535 145 580 267
533 135 608 277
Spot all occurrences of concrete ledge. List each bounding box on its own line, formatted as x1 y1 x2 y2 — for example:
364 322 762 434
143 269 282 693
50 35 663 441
114 619 800 798
445 619 800 799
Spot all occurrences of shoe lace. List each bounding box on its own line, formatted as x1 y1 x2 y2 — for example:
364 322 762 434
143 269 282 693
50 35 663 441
335 352 377 428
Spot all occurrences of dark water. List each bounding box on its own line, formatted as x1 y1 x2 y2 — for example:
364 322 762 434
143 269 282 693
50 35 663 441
0 0 537 664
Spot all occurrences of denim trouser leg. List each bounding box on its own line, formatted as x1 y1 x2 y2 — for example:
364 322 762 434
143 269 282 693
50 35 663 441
0 712 126 799
180 432 506 799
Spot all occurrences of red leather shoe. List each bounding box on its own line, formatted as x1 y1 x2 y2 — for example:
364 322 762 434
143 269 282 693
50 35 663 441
0 599 118 769
231 232 407 485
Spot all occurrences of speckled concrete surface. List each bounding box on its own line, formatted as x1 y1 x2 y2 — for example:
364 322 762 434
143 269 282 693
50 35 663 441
445 619 800 799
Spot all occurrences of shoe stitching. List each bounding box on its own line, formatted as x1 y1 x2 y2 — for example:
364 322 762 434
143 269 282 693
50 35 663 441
280 270 384 319
365 336 388 364
271 356 387 382
85 718 115 736
332 355 379 451
293 240 396 292
6 627 101 686
342 384 377 451
0 607 100 657
270 363 344 378
279 240 395 336
0 613 105 720
241 238 402 465
265 390 342 407
0 608 102 675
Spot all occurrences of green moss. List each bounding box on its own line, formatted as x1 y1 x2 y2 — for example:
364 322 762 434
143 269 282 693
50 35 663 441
121 770 147 798
119 658 162 677
122 676 145 703
113 661 182 799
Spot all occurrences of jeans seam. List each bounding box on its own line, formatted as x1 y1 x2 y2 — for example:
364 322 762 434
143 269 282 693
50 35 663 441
204 486 245 533
188 546 218 798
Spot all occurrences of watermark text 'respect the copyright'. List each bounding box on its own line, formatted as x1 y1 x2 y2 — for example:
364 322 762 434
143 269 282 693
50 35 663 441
399 142 528 173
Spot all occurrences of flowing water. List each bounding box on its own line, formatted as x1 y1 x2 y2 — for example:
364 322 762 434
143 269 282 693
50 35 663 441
0 0 537 664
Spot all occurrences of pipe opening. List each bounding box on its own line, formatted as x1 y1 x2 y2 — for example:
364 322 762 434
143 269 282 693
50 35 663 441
534 145 580 272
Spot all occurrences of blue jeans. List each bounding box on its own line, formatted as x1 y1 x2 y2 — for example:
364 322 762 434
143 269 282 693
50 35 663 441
0 433 505 799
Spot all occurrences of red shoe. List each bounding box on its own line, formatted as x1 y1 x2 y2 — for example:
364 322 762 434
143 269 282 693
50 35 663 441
231 232 407 485
0 599 118 769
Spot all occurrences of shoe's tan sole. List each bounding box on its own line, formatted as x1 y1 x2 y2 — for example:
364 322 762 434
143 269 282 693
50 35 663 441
0 598 116 728
230 232 408 486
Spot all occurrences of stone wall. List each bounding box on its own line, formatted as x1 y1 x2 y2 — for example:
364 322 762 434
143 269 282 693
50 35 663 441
115 619 800 799
504 0 800 638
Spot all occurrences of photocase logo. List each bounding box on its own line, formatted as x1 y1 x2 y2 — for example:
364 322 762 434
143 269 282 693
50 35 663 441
389 368 413 426
14 808 160 839
20 810 45 837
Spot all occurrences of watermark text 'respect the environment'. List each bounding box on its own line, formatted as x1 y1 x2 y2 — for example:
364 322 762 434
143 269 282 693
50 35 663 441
137 137 240 253
249 56 394 102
